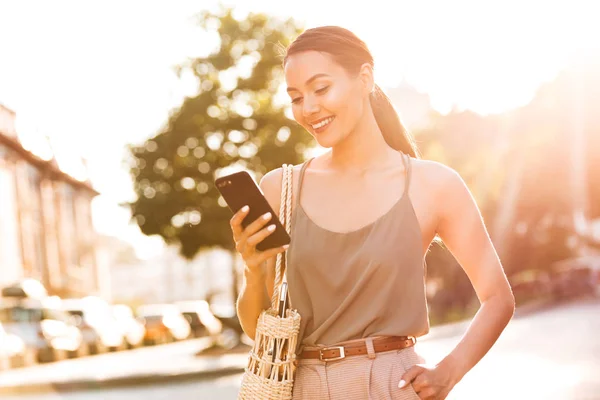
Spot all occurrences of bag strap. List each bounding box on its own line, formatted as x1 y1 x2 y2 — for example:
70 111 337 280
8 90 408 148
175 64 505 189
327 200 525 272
271 164 293 309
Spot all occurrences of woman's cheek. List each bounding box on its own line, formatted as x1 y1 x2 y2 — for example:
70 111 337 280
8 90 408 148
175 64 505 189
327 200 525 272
324 85 347 106
291 106 303 125
291 111 312 133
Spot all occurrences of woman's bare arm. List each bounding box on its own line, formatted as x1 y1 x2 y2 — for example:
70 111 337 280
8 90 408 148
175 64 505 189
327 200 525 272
433 163 515 383
235 168 281 340
400 162 515 398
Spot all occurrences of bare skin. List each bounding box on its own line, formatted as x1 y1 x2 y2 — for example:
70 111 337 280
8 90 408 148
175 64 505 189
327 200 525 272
233 50 515 399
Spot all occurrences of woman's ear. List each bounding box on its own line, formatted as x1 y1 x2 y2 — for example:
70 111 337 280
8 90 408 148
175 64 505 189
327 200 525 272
358 63 375 96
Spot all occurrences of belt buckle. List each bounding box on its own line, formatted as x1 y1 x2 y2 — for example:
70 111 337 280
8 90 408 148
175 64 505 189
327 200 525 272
319 346 346 362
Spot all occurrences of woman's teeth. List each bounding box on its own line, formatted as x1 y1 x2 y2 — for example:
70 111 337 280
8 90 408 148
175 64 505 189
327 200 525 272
312 117 334 130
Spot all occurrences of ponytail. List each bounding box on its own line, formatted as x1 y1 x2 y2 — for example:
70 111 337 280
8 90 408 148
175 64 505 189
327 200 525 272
370 84 419 158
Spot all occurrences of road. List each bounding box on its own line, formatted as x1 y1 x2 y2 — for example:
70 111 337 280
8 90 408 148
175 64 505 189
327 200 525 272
3 299 599 400
1 376 242 400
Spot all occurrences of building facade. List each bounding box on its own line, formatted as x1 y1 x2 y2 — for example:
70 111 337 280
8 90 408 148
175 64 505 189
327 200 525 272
109 246 234 307
0 104 99 297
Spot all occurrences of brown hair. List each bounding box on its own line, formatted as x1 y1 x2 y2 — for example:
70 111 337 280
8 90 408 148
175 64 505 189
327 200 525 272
284 26 419 158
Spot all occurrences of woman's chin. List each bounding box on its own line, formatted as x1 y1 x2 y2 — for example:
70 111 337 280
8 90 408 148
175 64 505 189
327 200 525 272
314 134 339 149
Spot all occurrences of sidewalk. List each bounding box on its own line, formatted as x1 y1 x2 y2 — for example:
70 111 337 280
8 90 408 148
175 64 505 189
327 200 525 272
0 338 248 396
418 294 569 343
0 297 578 395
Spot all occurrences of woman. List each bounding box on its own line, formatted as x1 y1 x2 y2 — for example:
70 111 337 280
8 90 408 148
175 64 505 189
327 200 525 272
233 26 515 400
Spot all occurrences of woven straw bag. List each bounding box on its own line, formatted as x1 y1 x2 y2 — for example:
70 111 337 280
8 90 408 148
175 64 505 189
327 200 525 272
238 164 301 400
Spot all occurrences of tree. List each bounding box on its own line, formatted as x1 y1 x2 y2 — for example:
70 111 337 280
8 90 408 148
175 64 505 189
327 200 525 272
126 8 313 302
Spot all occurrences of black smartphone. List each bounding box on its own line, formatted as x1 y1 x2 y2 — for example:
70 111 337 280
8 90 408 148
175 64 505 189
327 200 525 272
215 171 291 251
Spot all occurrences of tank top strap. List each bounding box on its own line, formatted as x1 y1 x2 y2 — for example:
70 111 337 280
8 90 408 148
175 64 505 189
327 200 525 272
290 158 314 230
402 153 412 193
296 157 314 200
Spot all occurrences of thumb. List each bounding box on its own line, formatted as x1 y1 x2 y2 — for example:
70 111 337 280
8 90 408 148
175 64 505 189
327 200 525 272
398 365 423 388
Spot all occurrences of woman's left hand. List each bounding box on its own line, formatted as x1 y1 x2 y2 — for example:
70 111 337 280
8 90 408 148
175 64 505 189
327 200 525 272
398 362 457 400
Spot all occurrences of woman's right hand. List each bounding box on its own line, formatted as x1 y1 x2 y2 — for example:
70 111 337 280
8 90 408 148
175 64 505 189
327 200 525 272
230 206 289 274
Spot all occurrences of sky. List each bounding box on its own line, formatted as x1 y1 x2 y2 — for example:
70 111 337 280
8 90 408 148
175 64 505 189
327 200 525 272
0 0 598 259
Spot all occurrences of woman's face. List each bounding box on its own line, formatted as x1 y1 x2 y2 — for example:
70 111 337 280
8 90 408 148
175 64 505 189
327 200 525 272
284 51 369 148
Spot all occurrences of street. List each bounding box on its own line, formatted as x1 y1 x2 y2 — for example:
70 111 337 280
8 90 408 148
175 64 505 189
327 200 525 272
0 376 242 400
2 299 599 400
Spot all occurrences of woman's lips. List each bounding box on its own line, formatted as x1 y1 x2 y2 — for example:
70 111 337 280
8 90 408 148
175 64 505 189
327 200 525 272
310 116 335 134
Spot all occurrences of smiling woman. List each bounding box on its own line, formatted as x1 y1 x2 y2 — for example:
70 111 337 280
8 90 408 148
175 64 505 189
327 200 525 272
234 25 515 400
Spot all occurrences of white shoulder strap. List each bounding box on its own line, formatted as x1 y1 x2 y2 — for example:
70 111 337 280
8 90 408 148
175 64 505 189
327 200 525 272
271 164 293 308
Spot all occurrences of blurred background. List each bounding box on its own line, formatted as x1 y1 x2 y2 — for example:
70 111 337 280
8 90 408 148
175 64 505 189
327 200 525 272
0 0 598 399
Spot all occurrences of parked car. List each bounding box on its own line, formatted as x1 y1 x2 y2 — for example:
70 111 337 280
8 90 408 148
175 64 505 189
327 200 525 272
0 297 83 362
210 302 243 335
0 322 36 369
137 304 191 345
549 265 596 300
209 302 246 347
176 300 222 339
551 256 600 299
112 304 145 349
62 297 126 353
1 279 48 300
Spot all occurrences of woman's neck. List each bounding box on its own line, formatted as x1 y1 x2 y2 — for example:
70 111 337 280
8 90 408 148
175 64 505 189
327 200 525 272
326 105 398 173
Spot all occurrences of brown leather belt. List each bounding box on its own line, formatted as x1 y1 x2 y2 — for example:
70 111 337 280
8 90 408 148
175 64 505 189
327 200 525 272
300 336 416 362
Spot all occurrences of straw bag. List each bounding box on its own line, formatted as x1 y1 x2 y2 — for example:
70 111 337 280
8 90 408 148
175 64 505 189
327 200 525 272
238 164 301 400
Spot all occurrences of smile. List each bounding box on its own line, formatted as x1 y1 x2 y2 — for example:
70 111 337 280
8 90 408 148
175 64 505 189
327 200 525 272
311 116 335 130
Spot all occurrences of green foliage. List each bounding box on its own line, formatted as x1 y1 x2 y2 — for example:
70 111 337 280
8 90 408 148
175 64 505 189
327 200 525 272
126 8 313 259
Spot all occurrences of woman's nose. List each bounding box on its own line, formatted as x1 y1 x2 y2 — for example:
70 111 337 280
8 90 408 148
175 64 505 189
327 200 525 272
302 96 320 117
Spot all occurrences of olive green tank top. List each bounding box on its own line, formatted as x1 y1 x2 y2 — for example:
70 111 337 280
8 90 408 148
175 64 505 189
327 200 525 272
286 153 429 352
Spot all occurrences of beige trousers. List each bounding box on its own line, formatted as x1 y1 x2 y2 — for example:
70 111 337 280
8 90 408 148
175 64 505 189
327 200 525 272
292 338 425 400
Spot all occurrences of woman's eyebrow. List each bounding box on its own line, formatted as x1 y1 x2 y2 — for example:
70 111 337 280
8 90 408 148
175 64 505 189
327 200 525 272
286 73 331 92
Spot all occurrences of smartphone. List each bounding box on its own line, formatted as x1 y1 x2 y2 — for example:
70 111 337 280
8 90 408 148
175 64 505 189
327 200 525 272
215 171 291 251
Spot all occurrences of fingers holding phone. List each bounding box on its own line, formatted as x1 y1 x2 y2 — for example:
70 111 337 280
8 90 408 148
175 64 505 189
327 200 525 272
229 205 249 238
230 206 288 272
233 208 274 255
218 170 291 273
245 214 276 249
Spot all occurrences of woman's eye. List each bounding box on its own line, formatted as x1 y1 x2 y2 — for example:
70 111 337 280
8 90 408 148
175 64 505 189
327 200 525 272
291 97 303 104
316 86 330 94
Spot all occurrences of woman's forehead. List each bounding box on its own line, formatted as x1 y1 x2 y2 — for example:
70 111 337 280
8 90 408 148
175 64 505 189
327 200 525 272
284 51 342 84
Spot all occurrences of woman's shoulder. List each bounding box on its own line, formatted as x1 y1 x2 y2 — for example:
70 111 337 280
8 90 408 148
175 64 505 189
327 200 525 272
409 157 467 196
259 163 305 190
259 163 305 214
